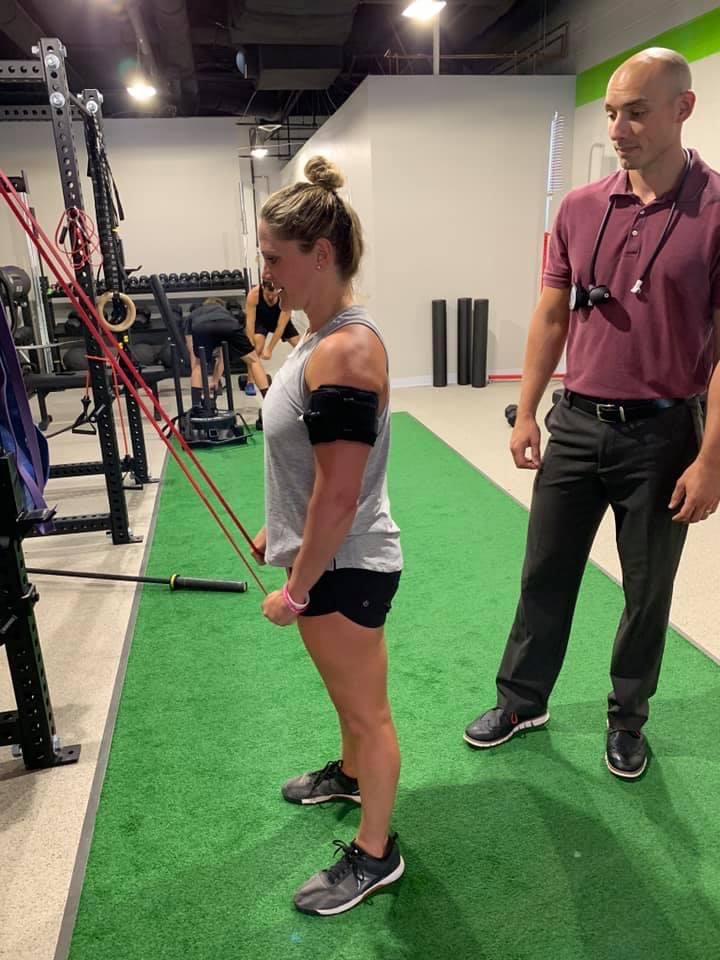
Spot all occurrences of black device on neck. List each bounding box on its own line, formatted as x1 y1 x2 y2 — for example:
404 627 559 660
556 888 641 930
569 149 692 312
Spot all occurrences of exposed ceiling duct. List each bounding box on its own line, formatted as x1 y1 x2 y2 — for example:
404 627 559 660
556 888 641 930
228 1 359 46
442 0 520 47
148 0 199 113
0 0 47 55
228 0 360 94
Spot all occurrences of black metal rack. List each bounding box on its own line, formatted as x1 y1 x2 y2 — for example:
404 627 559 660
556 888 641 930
1 39 150 543
0 450 80 769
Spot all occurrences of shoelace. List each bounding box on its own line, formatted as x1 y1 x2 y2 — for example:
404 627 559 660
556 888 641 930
326 840 366 885
310 760 343 788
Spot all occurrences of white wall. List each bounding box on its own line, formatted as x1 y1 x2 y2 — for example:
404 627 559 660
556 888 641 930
280 75 575 382
0 117 282 282
280 84 375 309
370 76 575 382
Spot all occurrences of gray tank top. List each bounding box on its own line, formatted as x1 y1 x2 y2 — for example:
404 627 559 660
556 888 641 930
263 305 402 572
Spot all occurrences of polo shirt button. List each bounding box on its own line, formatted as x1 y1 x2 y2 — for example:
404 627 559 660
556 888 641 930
631 229 639 236
639 210 646 215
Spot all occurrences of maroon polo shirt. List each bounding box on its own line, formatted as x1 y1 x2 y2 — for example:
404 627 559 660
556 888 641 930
544 149 720 399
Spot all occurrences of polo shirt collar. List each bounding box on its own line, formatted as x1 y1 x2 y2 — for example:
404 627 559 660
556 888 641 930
607 148 709 205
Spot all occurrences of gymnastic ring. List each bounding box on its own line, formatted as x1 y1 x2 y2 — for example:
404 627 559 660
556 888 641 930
96 291 136 333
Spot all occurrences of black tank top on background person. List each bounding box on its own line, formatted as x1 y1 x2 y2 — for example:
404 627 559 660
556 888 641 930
256 286 282 332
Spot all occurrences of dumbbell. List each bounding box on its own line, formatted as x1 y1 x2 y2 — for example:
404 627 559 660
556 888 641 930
189 272 200 286
167 272 179 289
199 271 211 286
230 269 243 282
210 270 221 285
179 273 190 287
504 404 518 428
138 275 149 288
127 275 139 289
158 273 169 285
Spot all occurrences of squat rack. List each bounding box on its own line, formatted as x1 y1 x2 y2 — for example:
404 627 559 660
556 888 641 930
0 449 80 769
0 38 150 544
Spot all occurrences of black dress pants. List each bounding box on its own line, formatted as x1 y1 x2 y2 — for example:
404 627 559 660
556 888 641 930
496 397 698 731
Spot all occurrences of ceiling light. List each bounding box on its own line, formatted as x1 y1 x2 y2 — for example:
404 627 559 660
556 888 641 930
251 147 269 159
258 123 281 134
127 80 157 102
402 0 446 21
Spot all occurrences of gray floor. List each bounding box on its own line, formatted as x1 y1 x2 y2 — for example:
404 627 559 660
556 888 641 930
0 378 717 960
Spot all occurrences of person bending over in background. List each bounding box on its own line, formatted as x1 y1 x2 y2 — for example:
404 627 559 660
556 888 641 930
242 280 300 395
253 155 405 916
464 47 720 779
187 297 270 430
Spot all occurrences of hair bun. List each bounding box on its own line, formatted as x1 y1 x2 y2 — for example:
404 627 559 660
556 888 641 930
304 156 345 192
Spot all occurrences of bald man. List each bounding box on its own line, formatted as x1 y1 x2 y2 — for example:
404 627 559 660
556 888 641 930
465 48 720 779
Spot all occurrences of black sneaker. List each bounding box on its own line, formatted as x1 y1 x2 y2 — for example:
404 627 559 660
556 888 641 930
281 760 361 805
605 729 648 779
464 706 550 748
294 834 404 916
255 412 263 432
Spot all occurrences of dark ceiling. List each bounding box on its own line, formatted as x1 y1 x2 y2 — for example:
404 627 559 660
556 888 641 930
0 1 570 121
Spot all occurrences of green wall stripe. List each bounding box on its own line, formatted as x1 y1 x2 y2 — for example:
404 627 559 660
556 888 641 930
576 7 720 107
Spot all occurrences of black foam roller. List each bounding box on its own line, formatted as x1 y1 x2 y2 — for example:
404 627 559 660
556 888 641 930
471 299 489 388
432 300 447 387
457 298 472 385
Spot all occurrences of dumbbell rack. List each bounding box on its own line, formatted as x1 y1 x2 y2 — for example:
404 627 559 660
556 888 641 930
121 269 250 295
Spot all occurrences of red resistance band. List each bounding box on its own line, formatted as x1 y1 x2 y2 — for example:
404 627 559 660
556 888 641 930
0 170 266 595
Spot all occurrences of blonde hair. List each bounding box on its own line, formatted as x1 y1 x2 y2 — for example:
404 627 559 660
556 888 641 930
202 296 226 308
260 156 364 282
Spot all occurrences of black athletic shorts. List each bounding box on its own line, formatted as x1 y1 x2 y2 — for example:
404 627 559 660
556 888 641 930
297 568 401 629
192 329 254 360
255 318 300 341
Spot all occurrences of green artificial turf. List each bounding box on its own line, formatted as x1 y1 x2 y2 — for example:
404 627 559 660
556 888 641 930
68 413 720 960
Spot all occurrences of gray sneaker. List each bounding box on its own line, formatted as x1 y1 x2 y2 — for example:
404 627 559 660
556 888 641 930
294 834 405 916
281 760 361 805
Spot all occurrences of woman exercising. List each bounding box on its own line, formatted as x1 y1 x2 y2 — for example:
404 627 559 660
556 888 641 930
253 156 404 916
242 280 300 395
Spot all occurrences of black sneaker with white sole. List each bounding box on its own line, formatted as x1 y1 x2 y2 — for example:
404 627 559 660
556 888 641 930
605 729 648 779
464 706 550 748
281 760 361 805
294 834 405 916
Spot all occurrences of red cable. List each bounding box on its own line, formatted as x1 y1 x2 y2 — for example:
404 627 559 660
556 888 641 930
3 174 257 547
0 171 267 594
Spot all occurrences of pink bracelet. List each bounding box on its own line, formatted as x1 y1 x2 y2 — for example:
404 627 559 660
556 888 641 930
282 582 309 614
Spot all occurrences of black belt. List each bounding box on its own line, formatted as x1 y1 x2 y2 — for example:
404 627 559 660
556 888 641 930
564 390 686 424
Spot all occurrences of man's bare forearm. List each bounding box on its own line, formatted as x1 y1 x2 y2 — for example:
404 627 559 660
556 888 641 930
516 301 569 419
697 363 720 468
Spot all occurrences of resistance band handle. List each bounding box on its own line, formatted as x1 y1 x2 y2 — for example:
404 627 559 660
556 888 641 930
168 575 248 593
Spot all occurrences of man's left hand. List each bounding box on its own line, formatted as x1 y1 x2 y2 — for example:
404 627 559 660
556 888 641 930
262 349 272 360
262 589 297 626
669 459 720 523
